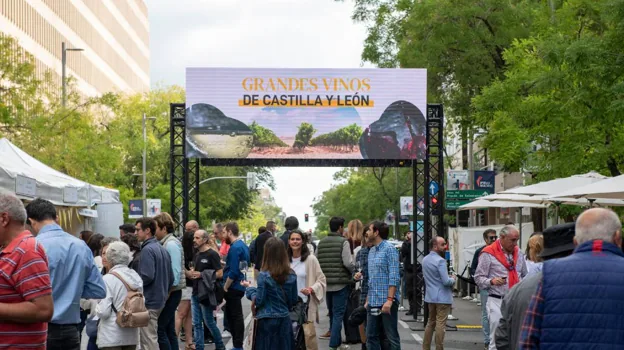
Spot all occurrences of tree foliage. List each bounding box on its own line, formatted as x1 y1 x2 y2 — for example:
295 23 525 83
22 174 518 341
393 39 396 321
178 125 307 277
249 121 288 147
310 123 362 150
312 167 415 239
294 122 316 150
340 0 624 182
473 0 624 178
0 35 274 226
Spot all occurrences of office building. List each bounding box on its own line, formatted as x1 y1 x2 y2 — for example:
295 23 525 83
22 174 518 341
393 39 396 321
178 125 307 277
1 0 150 96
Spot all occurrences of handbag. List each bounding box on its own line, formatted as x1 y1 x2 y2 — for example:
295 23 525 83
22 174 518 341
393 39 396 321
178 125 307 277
303 322 318 350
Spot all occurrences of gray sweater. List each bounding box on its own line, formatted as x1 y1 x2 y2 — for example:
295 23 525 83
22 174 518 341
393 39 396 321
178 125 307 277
495 272 542 350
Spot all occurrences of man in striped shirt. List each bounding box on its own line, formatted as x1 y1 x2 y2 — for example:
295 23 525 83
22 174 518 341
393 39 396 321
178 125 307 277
0 191 53 349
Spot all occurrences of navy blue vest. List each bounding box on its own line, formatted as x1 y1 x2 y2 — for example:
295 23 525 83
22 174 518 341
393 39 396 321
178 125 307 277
540 240 624 349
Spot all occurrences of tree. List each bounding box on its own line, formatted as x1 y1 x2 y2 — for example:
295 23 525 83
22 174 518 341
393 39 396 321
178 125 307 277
0 35 274 226
473 0 624 179
310 123 362 151
294 122 316 150
312 167 416 239
339 0 540 166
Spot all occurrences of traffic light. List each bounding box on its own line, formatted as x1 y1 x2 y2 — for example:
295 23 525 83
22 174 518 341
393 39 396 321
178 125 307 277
304 213 309 222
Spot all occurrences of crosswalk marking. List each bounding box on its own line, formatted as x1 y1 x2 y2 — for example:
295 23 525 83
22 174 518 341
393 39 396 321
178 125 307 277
399 320 409 329
412 333 423 344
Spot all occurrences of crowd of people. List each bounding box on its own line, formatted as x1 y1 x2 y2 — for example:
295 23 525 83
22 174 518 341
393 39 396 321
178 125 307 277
0 190 411 350
423 207 624 350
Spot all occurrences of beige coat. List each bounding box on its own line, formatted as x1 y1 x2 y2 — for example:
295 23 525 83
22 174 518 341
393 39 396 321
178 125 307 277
304 255 327 323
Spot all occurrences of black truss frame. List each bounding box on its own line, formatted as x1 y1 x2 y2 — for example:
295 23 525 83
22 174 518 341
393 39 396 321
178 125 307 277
171 103 444 326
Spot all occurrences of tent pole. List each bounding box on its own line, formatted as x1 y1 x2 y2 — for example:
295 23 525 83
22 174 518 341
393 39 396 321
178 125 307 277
519 207 523 249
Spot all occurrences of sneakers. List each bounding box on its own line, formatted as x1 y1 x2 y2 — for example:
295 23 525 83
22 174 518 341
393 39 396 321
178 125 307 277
329 345 350 350
319 331 331 339
221 330 232 338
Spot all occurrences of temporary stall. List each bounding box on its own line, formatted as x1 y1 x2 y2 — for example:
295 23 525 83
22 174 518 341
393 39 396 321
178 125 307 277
0 138 121 235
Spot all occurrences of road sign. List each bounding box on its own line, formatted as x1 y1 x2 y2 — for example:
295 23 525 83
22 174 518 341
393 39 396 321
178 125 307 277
446 190 489 200
429 181 439 196
445 200 471 210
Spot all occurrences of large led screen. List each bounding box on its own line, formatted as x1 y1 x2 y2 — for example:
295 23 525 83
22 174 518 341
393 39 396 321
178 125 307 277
185 68 427 161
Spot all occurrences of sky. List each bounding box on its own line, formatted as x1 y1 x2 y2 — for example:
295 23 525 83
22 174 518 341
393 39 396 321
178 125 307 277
147 0 371 231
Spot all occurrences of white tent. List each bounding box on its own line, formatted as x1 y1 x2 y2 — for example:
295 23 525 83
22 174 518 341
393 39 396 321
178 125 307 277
458 199 546 210
546 174 624 200
501 171 608 196
0 138 119 207
479 192 624 207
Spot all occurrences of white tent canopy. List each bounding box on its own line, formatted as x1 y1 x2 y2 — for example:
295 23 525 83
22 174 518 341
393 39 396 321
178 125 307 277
501 171 608 196
458 199 546 211
546 174 624 200
0 138 119 207
479 192 624 207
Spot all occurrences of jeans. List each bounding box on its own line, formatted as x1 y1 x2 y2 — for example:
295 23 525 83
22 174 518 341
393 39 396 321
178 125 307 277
480 289 490 345
224 289 245 349
366 301 400 350
87 336 99 350
158 290 182 350
192 295 225 350
47 323 80 350
326 286 349 348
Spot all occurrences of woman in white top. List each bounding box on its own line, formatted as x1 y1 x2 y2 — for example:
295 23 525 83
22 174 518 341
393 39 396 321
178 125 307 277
287 230 327 350
525 233 544 276
96 241 144 350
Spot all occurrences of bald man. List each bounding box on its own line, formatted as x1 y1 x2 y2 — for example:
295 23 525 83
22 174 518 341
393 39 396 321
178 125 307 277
519 208 624 349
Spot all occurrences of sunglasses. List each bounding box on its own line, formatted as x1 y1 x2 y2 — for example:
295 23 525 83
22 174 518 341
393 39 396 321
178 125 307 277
488 236 497 241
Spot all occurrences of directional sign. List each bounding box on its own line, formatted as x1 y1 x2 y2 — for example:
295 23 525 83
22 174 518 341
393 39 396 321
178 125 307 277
446 190 489 200
429 181 439 196
445 200 471 210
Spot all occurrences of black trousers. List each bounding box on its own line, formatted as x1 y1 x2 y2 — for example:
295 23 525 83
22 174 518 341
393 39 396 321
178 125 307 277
224 289 245 348
405 270 423 317
47 323 80 350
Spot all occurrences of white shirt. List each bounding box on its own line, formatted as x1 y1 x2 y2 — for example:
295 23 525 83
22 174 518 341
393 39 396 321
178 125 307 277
291 256 307 303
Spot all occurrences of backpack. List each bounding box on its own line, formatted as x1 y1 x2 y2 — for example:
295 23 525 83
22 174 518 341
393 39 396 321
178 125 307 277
109 271 149 328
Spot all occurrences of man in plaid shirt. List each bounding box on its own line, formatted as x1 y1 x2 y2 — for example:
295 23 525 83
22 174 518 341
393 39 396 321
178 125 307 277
365 221 401 350
518 208 624 349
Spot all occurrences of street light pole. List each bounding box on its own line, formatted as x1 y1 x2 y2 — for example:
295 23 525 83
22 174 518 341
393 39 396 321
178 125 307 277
61 42 84 108
62 42 66 108
143 113 156 216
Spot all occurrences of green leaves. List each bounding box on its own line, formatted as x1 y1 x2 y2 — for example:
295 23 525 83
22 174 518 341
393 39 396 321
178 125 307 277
0 35 275 225
294 122 316 150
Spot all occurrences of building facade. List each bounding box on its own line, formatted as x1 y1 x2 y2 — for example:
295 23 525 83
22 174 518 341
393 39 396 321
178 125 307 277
1 0 150 96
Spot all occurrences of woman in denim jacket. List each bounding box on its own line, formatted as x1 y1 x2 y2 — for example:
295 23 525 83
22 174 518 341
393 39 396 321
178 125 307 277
242 237 298 350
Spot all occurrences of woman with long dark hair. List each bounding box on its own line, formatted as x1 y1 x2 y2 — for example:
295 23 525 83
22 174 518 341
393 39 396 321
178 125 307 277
242 237 298 350
287 230 326 350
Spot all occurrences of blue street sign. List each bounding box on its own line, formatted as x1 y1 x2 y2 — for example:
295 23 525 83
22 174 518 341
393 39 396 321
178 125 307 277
429 181 439 196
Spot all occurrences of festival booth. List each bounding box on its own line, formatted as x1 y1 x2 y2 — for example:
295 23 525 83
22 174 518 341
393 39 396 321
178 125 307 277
0 138 122 236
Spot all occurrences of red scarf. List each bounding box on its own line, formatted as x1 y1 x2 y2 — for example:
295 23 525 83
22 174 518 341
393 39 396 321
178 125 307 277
481 240 520 288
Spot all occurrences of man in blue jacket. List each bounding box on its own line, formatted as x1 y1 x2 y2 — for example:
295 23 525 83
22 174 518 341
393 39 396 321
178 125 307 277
222 222 250 350
136 217 174 350
519 208 624 349
422 236 456 350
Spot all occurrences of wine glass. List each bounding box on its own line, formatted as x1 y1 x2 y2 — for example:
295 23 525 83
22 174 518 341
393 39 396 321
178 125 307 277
239 261 248 281
188 261 195 271
356 261 363 274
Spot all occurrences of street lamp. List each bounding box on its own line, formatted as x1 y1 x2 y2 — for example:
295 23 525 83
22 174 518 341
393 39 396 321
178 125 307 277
143 114 156 216
61 42 84 108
